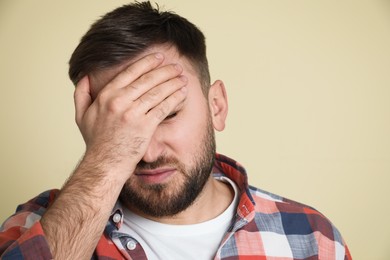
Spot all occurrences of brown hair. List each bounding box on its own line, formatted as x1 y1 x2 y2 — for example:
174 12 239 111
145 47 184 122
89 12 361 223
68 1 210 94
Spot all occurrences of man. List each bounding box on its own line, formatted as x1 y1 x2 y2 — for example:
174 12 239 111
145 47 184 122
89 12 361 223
0 2 351 259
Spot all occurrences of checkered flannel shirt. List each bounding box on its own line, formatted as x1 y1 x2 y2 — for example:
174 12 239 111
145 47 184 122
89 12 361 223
0 154 351 259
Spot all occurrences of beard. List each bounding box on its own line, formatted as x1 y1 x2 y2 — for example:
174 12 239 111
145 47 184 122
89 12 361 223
119 117 216 218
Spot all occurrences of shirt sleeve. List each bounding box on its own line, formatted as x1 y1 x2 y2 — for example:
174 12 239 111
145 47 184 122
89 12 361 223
0 190 59 260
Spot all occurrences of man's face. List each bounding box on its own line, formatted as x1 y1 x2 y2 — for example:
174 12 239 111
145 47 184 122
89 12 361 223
91 45 216 217
121 115 216 217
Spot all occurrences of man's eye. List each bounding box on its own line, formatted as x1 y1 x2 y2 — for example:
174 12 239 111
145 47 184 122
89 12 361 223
165 112 177 120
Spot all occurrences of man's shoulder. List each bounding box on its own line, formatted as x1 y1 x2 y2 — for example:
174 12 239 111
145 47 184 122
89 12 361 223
0 190 60 258
232 186 351 258
5 189 60 222
17 189 60 212
248 185 329 220
248 185 317 213
246 185 344 243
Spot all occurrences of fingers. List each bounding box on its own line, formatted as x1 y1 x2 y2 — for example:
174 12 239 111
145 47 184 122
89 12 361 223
147 86 187 122
74 76 92 126
102 53 184 100
119 73 188 128
87 51 188 127
133 73 188 113
105 53 164 93
126 63 183 100
95 51 188 118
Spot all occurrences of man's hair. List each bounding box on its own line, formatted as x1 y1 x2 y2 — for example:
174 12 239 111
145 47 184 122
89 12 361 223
68 1 210 94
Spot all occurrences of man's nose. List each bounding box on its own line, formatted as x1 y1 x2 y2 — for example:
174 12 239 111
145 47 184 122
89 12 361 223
141 133 164 163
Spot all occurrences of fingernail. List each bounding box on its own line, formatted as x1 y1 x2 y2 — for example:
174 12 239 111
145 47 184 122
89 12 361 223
155 53 163 60
181 86 187 93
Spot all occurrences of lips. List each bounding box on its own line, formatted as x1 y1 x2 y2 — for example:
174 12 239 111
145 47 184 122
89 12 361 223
134 167 176 184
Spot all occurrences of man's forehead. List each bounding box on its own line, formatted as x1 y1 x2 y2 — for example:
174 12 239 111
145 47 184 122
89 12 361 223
89 44 195 97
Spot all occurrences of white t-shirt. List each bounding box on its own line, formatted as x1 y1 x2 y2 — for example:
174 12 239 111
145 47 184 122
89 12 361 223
120 177 239 260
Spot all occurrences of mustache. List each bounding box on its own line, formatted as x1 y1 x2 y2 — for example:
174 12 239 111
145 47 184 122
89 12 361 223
136 156 182 171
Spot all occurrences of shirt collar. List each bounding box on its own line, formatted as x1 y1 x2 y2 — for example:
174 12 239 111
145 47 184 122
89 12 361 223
213 153 256 222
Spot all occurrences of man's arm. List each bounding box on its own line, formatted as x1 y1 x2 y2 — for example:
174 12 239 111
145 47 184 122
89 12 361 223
38 53 187 259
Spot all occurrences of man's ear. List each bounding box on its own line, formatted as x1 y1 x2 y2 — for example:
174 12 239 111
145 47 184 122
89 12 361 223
208 80 228 131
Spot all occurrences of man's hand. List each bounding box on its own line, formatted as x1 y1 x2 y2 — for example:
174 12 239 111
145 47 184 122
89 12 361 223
74 52 188 180
41 53 187 259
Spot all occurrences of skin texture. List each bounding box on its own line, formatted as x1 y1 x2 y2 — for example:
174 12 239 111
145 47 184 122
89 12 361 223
40 45 230 259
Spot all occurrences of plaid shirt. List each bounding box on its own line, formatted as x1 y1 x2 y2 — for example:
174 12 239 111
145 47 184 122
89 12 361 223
0 154 351 259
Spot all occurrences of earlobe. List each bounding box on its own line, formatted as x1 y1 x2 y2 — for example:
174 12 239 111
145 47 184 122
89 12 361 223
208 80 228 131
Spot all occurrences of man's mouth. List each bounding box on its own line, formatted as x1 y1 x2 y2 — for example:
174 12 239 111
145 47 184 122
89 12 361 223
134 167 176 184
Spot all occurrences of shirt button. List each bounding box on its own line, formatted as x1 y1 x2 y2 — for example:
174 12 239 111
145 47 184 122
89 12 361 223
126 240 137 250
112 213 121 223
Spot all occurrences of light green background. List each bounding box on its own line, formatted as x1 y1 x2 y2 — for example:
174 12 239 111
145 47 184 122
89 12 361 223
1 1 389 259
